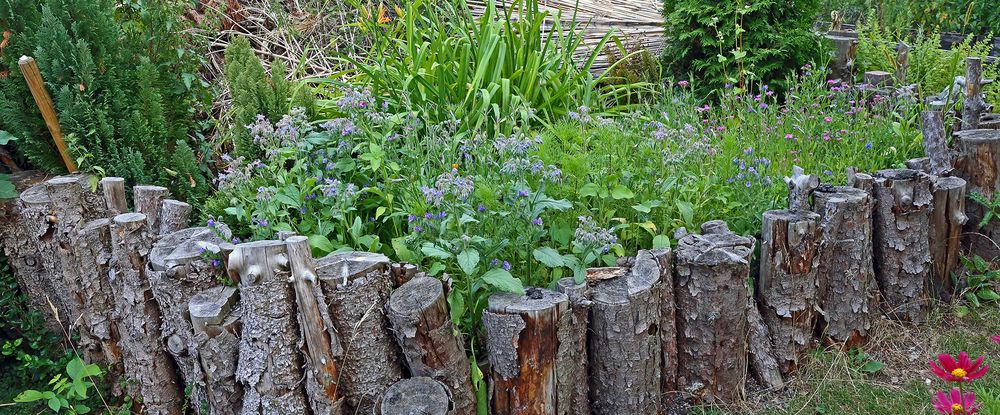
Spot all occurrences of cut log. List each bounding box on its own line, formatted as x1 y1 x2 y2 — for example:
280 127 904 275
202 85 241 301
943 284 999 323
921 111 951 174
846 168 874 196
746 298 784 390
827 35 857 81
100 177 127 214
962 57 986 131
784 166 819 212
554 278 591 415
159 199 192 235
109 213 185 414
286 236 346 415
812 186 876 346
381 377 452 415
895 43 910 83
387 276 474 414
190 286 243 415
905 157 932 172
872 169 933 324
316 252 404 413
954 129 1000 261
588 250 663 414
864 70 892 86
43 177 91 334
981 113 1000 129
928 176 968 301
133 185 169 233
1 182 62 332
390 262 419 287
758 209 821 374
674 220 754 404
484 288 568 415
228 240 310 414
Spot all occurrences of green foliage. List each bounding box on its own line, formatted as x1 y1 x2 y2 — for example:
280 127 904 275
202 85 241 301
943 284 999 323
0 0 212 204
661 0 825 97
821 0 1000 37
954 255 1000 308
14 357 102 414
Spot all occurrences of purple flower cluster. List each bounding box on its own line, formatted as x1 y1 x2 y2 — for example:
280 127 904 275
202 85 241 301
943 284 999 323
568 105 593 125
494 132 561 181
727 155 774 188
421 169 475 206
573 216 618 254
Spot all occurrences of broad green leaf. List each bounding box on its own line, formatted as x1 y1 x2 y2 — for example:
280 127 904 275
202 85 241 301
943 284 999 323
652 235 671 249
75 404 92 414
391 237 416 263
460 214 479 226
610 184 634 200
860 360 884 374
0 179 16 199
977 288 1000 301
676 200 694 225
48 397 61 412
14 390 44 402
480 269 524 294
67 358 85 381
447 289 466 325
308 234 336 254
0 130 17 145
274 193 300 208
421 243 453 259
458 249 480 276
428 262 446 276
579 183 601 198
532 247 565 267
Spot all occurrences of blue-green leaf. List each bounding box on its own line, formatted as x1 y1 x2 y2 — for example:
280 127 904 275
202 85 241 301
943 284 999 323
480 269 524 294
458 249 480 276
532 247 564 267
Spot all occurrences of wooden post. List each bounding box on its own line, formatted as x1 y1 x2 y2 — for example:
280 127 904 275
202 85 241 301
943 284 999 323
133 185 170 233
758 209 821 374
928 176 967 301
228 240 310 414
872 169 933 324
158 200 192 235
962 57 986 131
387 276 474 414
484 288 567 415
17 56 76 172
100 177 127 214
109 213 185 414
826 35 857 81
895 43 910 84
921 111 951 175
648 248 678 406
286 236 346 414
954 129 1000 261
554 278 592 415
864 71 893 87
381 378 452 415
674 220 755 404
785 166 819 211
190 286 243 415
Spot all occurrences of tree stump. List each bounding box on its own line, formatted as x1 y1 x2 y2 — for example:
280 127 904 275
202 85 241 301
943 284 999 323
928 176 967 301
74 218 122 371
872 169 933 324
159 199 192 235
962 57 986 131
588 250 663 414
864 70 892 87
812 186 876 346
921 111 951 174
100 177 127 214
785 166 819 211
190 286 243 415
648 248 678 398
147 225 233 409
746 297 784 390
758 209 821 374
133 185 169 233
554 278 591 415
316 252 404 413
387 276 474 414
45 176 101 340
847 168 874 196
674 220 754 404
227 240 310 414
381 377 452 415
954 129 1000 261
826 35 857 81
484 288 568 415
109 213 185 414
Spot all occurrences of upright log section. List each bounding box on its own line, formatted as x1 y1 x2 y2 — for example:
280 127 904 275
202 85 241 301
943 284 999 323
675 221 754 404
133 185 169 232
954 129 1000 261
962 57 986 131
227 240 310 414
555 278 592 415
758 209 821 374
315 252 404 413
189 286 243 415
109 213 184 414
387 276 475 414
812 186 876 346
588 250 664 414
922 111 951 174
928 177 968 301
484 288 568 415
872 169 933 324
159 199 192 235
381 377 452 415
648 248 678 399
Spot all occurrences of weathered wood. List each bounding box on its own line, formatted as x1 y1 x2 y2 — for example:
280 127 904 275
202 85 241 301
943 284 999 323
484 288 568 415
921 111 951 174
981 113 1000 129
864 70 893 86
785 166 819 211
896 43 910 83
100 177 127 214
387 276 474 414
758 209 821 374
649 248 678 400
133 185 169 233
286 235 346 415
846 168 874 196
17 56 76 172
158 199 192 235
1 182 62 332
554 278 591 415
109 213 184 414
746 298 784 390
962 57 986 131
928 176 968 301
316 252 404 413
872 169 933 324
827 35 857 81
812 186 876 346
390 262 419 287
381 377 452 415
675 220 754 404
43 177 89 331
228 240 310 414
74 218 121 370
190 286 243 415
954 129 1000 261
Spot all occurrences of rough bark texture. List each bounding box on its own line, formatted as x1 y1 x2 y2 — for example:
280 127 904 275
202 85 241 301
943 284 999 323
928 176 968 301
147 225 233 410
390 262 419 288
158 199 192 235
758 209 821 374
1 181 62 332
286 236 346 415
381 377 452 415
316 252 404 414
872 169 933 324
387 276 474 414
648 248 678 397
921 111 952 174
100 177 127 214
674 220 754 404
847 168 874 196
906 157 932 172
785 166 819 214
895 43 910 83
228 240 310 414
190 286 243 415
812 186 876 346
133 185 169 233
954 129 1000 261
109 213 185 415
864 70 892 86
963 57 986 131
981 113 1000 129
73 218 122 377
588 250 663 414
827 35 857 81
554 278 592 415
746 297 784 390
484 288 568 415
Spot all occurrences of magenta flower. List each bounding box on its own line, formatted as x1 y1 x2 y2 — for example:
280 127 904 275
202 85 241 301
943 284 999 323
785 133 794 139
992 335 1000 345
677 80 689 87
932 388 979 414
824 116 833 122
930 352 990 382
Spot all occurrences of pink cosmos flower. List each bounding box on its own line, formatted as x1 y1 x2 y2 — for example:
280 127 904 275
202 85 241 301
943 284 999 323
930 352 990 382
824 116 833 122
932 388 979 414
677 80 689 87
992 335 1000 345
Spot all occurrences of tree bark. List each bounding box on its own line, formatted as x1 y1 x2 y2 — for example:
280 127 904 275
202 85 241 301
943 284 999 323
784 166 819 211
648 248 677 398
847 168 874 196
74 218 122 373
133 185 169 233
588 250 664 414
872 169 933 324
109 213 185 415
812 186 876 347
746 297 784 390
286 236 346 415
484 288 567 415
159 199 192 235
316 252 404 414
954 129 1000 261
227 240 310 414
390 262 419 288
190 286 243 415
826 35 857 81
100 177 127 214
381 377 452 415
554 278 591 415
928 176 968 301
387 276 474 414
962 57 986 131
674 220 754 404
921 111 951 175
758 209 821 374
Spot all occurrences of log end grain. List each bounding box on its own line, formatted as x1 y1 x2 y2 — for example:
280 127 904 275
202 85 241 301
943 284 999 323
381 377 451 415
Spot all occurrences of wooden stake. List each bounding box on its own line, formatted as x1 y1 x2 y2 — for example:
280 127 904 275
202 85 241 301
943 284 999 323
17 56 76 172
